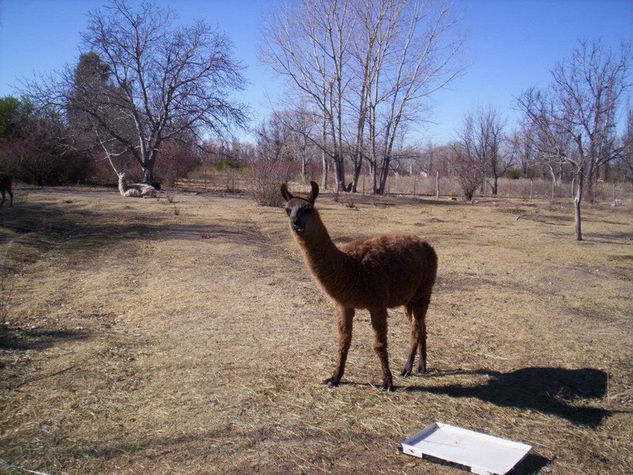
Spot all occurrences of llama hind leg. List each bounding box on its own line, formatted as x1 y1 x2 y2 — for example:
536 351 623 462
370 307 394 391
323 306 354 387
413 294 431 374
401 294 431 376
401 303 419 377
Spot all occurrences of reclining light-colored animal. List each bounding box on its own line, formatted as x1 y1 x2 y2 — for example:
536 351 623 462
118 172 157 198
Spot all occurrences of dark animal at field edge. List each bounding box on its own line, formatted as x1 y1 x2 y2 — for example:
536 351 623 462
0 173 13 207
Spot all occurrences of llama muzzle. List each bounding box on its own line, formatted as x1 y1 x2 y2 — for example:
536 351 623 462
291 221 305 234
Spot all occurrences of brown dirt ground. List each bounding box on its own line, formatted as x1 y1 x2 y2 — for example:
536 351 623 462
1 186 632 474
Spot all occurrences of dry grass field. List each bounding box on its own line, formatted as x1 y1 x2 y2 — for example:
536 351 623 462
1 185 632 474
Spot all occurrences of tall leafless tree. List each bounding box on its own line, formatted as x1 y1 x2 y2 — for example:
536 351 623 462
29 0 247 184
262 0 461 194
518 40 630 240
275 108 320 182
457 106 510 196
262 0 352 191
506 126 538 178
361 0 461 194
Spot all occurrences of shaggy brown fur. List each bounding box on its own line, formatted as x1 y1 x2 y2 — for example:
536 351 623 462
0 173 13 208
282 181 437 391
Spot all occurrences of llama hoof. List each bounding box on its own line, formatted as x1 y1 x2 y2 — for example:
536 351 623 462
380 381 395 392
322 377 340 387
400 368 413 377
416 366 427 375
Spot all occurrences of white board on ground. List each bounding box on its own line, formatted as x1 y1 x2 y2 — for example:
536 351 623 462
399 422 532 475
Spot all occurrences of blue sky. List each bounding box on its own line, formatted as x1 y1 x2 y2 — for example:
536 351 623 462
1 0 632 144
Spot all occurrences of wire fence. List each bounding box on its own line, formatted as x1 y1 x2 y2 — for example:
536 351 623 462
174 170 633 204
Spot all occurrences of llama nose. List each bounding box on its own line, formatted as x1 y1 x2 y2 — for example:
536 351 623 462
291 219 304 232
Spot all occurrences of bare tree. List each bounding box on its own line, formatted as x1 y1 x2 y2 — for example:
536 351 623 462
457 106 509 196
262 0 352 191
251 113 300 206
30 0 246 184
360 0 461 194
506 126 537 178
449 142 483 201
518 40 630 240
263 108 320 182
262 0 461 194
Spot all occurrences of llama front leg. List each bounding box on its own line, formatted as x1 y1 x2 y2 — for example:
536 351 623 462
323 306 354 387
370 307 394 391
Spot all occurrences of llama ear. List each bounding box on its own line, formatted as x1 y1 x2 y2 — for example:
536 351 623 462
280 183 293 202
308 181 319 203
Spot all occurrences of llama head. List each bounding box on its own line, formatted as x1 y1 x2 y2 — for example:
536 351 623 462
281 181 319 235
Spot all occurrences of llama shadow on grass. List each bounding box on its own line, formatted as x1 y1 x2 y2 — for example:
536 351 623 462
0 325 89 351
406 367 612 428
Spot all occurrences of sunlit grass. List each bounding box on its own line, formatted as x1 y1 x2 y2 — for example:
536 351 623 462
1 187 631 473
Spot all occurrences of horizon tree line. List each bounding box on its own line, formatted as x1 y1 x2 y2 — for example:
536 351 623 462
0 1 631 240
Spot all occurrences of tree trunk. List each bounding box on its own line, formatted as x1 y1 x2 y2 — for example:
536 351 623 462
435 171 440 200
141 148 158 184
370 161 377 194
351 114 366 193
586 165 596 203
333 154 346 192
352 158 362 193
142 161 155 183
320 121 328 189
376 159 389 195
574 171 584 241
321 153 328 190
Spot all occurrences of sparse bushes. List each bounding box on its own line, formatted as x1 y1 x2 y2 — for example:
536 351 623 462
450 146 484 201
0 126 95 186
0 95 95 185
506 168 523 180
251 112 300 206
214 157 243 171
152 140 200 187
249 159 294 207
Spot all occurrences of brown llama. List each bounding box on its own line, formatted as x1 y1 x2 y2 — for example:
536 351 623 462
0 174 13 208
281 181 437 391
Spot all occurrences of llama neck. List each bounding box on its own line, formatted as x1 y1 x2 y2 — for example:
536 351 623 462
118 177 127 194
294 211 354 299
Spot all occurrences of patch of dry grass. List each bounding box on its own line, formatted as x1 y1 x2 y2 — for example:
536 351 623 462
1 187 632 474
